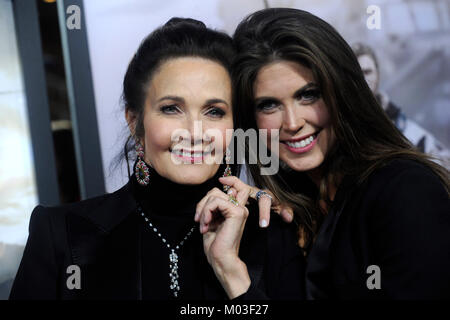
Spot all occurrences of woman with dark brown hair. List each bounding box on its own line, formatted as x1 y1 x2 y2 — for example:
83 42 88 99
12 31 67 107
196 8 450 299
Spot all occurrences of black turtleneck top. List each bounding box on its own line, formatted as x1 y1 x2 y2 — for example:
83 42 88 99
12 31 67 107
131 162 308 300
131 164 229 300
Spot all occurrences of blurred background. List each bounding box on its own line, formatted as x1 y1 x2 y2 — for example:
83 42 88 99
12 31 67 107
0 0 449 299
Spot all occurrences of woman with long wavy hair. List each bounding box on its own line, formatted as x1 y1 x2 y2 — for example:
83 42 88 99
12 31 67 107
196 8 450 299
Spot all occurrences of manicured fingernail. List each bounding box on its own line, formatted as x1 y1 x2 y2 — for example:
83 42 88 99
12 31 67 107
260 219 268 228
227 189 233 195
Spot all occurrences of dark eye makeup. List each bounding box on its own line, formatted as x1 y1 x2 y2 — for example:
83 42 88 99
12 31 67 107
160 104 180 114
255 83 321 112
206 107 226 118
159 104 226 118
295 88 321 103
255 99 280 112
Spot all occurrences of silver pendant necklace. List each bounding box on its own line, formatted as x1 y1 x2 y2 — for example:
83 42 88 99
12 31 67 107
137 206 196 298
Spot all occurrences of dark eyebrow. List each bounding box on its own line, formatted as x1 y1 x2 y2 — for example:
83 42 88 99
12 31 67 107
157 96 229 107
157 95 185 103
254 96 278 105
292 82 319 98
205 98 229 107
254 82 318 105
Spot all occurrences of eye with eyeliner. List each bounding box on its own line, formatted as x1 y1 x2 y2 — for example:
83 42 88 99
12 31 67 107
255 99 280 112
295 88 321 103
159 104 226 118
205 106 226 118
255 83 321 112
160 104 181 114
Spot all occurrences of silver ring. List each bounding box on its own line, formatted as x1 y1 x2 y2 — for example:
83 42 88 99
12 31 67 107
255 190 272 202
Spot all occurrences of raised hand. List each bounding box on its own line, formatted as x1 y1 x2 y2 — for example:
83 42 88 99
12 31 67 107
194 185 251 298
195 175 294 232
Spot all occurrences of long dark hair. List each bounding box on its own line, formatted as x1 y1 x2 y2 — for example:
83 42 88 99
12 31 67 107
119 18 236 176
232 8 449 252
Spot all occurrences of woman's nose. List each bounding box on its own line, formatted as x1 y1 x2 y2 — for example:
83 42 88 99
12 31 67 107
282 105 305 133
186 118 204 145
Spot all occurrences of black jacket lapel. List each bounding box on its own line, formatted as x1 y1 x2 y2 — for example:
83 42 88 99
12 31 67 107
66 182 141 299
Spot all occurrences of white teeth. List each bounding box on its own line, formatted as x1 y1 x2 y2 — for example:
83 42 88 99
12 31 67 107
172 149 211 157
286 134 315 149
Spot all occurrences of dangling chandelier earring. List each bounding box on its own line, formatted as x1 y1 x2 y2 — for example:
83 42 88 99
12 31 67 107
134 141 150 186
222 148 232 193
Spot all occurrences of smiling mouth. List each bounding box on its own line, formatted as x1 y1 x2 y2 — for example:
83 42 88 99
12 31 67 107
281 130 321 149
170 147 214 161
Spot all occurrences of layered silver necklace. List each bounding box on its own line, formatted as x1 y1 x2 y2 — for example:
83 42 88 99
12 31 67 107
137 205 196 298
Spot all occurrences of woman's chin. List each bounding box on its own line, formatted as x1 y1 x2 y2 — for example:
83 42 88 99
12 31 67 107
280 152 323 173
164 164 219 185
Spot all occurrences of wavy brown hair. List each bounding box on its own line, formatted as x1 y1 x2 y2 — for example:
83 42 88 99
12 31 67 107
232 8 450 254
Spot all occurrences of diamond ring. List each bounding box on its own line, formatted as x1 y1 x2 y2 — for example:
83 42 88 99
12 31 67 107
255 190 272 202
